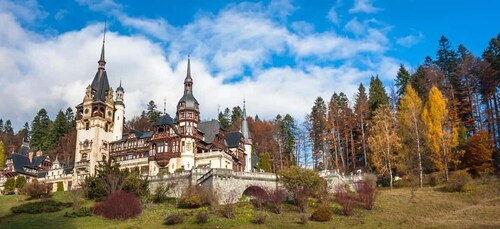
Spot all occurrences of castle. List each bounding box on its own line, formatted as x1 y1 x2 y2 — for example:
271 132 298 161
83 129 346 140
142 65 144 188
1 37 257 192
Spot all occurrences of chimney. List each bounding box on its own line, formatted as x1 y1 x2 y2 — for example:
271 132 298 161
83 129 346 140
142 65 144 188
28 152 34 163
36 150 43 157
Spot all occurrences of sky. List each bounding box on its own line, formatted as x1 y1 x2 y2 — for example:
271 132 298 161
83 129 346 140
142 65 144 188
0 0 498 130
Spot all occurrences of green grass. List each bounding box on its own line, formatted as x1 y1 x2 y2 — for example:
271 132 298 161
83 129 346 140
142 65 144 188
0 178 499 228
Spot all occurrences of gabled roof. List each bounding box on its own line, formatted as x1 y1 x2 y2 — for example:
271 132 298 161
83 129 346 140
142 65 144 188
153 114 175 127
10 153 47 176
225 131 243 148
199 120 223 143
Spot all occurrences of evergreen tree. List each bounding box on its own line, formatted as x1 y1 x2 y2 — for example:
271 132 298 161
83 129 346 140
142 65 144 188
47 110 70 151
146 100 162 123
258 152 272 172
230 106 243 130
65 107 76 128
19 122 31 142
4 120 13 135
482 34 500 146
395 64 411 97
354 83 369 169
368 75 389 116
309 97 327 170
30 108 52 152
279 114 297 166
218 107 231 130
0 119 3 133
410 66 430 100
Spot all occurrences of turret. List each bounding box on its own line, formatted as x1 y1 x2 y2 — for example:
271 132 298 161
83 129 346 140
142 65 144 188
113 81 125 141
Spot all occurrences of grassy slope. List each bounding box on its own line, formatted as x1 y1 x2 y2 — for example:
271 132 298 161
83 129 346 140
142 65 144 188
0 179 499 229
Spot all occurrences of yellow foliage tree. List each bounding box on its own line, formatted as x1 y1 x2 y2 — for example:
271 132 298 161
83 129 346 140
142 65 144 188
0 141 5 169
397 84 424 188
422 86 459 181
368 105 400 189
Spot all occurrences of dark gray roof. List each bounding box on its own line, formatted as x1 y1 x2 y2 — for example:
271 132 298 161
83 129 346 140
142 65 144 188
199 120 223 143
153 114 175 127
18 143 30 155
10 153 47 176
177 58 198 110
225 132 243 148
90 43 110 102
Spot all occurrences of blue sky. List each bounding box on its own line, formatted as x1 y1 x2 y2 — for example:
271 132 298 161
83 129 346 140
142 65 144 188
0 0 498 129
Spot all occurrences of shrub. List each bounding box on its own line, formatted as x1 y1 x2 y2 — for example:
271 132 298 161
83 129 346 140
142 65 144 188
57 182 64 192
355 174 377 210
178 186 210 209
428 172 444 187
310 206 333 222
251 212 267 224
299 214 309 224
15 176 26 189
99 191 142 220
174 168 185 173
20 180 51 199
82 176 107 201
123 169 149 198
268 188 287 214
164 212 185 225
221 190 239 219
444 170 473 192
152 182 177 203
91 202 105 216
11 201 72 214
294 188 309 213
278 166 325 195
243 186 268 209
334 184 356 216
2 178 16 195
64 207 92 218
196 210 209 224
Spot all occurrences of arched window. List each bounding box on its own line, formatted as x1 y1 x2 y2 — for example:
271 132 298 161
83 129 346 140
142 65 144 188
82 153 88 161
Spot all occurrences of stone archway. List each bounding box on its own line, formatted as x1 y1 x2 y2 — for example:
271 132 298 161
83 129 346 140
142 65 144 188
242 185 269 199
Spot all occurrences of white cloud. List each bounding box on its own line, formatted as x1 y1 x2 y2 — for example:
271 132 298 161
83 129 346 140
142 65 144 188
344 17 365 35
349 0 381 14
76 0 122 12
0 0 47 23
396 32 424 47
327 7 340 25
0 1 403 130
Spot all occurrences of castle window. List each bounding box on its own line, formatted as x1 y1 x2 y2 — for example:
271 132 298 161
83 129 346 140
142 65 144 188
85 122 89 130
82 153 88 161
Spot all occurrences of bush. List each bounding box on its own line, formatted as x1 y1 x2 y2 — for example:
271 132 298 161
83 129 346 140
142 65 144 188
299 214 309 224
152 182 177 204
334 184 356 216
444 170 473 192
294 188 309 213
251 212 267 224
355 174 377 210
243 186 268 209
178 186 210 209
20 180 51 199
268 188 287 214
2 178 16 195
123 169 149 198
57 182 64 192
91 202 105 216
310 206 333 222
278 166 325 195
11 201 72 214
64 207 92 218
99 191 142 220
174 168 185 173
15 176 26 189
82 176 107 201
196 210 209 224
164 212 185 225
428 172 444 187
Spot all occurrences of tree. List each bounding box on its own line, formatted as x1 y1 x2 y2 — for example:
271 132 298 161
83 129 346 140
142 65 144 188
258 152 272 172
3 120 13 135
0 119 3 133
65 107 76 128
482 34 500 146
15 176 26 189
368 76 389 116
19 122 30 142
218 108 231 130
230 106 243 131
309 97 327 170
422 86 457 181
278 166 325 194
276 114 297 167
398 84 425 188
368 105 400 189
0 141 5 169
47 110 70 152
354 83 370 170
146 100 162 123
30 108 52 152
395 64 411 97
462 131 494 176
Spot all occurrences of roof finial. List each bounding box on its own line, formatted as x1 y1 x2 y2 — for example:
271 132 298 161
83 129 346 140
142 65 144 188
164 97 167 114
103 20 107 44
98 20 106 68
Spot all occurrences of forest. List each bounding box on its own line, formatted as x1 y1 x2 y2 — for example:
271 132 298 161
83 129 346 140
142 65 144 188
0 34 499 188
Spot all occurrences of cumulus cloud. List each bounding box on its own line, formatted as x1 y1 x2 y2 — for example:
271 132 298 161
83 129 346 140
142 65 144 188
327 7 340 25
0 1 403 130
349 0 381 14
397 32 424 47
0 0 47 23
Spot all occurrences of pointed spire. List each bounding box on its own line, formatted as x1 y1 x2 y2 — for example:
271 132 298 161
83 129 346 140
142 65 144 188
185 55 193 83
117 80 124 92
98 21 106 69
241 99 251 141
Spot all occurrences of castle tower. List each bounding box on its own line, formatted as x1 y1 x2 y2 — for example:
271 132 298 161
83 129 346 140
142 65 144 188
73 34 116 183
175 57 199 170
241 100 253 172
113 82 125 141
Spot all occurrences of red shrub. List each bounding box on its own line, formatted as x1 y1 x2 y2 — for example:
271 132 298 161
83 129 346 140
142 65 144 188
100 191 142 220
268 188 287 214
91 202 105 216
334 185 356 216
354 179 377 210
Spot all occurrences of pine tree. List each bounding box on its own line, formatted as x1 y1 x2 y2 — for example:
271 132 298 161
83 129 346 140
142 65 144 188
309 97 327 170
47 110 70 152
146 100 162 123
20 122 31 142
279 114 297 166
368 105 400 189
65 107 76 128
0 119 4 133
218 109 230 130
30 108 52 152
230 106 243 131
368 75 389 116
3 120 13 135
398 84 424 188
482 34 500 146
395 64 411 97
354 83 369 169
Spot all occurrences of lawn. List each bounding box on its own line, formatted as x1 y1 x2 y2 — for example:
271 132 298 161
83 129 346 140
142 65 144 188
0 178 499 229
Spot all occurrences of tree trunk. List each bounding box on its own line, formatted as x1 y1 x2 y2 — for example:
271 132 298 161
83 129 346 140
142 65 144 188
413 112 423 188
361 115 368 169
